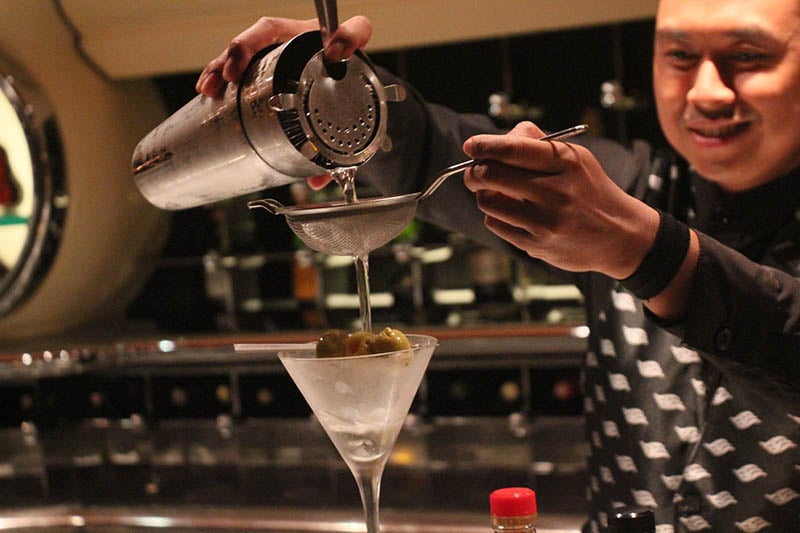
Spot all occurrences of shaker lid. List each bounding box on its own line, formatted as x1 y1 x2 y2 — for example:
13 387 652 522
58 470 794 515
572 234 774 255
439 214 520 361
490 487 537 517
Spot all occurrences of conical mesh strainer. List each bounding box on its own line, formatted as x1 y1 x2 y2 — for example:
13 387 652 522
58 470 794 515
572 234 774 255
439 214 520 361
249 193 419 256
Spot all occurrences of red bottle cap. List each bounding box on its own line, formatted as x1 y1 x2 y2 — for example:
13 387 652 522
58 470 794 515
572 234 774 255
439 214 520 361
490 487 537 517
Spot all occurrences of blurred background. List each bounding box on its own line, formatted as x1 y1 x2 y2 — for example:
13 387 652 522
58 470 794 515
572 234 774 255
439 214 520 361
0 1 659 531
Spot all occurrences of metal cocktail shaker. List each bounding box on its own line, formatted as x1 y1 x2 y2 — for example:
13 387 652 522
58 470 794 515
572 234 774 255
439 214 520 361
131 31 405 210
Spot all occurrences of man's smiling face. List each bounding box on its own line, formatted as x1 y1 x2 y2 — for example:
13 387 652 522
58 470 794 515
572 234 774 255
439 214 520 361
653 0 800 191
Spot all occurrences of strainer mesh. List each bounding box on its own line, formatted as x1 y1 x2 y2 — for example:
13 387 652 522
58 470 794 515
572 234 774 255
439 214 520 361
286 203 416 256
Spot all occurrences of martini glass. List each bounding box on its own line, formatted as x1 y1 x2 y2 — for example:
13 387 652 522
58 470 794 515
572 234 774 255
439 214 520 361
278 334 437 533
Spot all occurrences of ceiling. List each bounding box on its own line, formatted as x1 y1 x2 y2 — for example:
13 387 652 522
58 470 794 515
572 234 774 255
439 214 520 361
57 0 658 79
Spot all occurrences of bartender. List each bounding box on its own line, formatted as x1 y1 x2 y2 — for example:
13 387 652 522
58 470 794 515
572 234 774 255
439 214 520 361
196 1 800 530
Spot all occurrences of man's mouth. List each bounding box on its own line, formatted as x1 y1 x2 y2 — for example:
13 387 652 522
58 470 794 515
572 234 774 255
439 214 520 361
687 121 750 140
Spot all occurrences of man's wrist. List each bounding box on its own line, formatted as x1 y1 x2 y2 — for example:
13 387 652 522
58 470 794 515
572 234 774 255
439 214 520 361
618 210 691 300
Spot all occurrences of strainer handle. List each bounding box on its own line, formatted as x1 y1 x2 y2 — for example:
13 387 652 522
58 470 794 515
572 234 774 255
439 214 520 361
314 0 339 49
247 198 285 214
417 124 590 202
314 0 348 78
416 159 475 202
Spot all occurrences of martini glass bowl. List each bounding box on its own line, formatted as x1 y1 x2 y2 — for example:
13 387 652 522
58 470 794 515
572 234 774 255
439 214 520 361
278 334 437 533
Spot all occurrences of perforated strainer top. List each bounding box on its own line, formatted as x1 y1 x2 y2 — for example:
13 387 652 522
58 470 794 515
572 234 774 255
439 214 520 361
286 51 387 169
305 72 379 158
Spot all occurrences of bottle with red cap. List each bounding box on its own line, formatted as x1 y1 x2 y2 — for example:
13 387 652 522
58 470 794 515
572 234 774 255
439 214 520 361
490 487 538 532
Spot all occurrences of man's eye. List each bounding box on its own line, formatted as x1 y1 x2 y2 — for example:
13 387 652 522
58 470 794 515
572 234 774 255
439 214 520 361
732 52 765 63
666 50 698 65
727 50 776 71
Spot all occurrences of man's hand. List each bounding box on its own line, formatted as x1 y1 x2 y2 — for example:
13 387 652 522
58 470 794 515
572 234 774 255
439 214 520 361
463 121 700 320
195 15 374 190
196 15 373 97
463 121 660 279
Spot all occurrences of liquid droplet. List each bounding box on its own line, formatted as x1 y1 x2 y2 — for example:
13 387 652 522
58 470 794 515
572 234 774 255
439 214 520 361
330 166 358 204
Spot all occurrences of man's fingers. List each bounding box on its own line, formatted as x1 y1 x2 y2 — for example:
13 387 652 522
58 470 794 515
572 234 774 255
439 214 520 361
196 17 318 97
325 16 373 60
507 121 545 138
467 135 575 170
464 160 558 203
196 16 373 98
475 190 543 230
483 215 536 256
195 51 228 96
307 175 333 190
223 17 318 82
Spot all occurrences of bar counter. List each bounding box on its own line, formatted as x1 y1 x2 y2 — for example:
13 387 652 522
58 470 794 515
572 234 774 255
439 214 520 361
0 506 583 532
0 323 589 531
0 322 588 371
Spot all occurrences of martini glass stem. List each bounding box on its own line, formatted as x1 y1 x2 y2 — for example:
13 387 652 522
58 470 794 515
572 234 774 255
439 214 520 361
353 253 372 332
354 464 384 533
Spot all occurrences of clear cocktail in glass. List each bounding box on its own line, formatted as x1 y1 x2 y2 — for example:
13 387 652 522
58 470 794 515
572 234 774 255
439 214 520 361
278 334 436 533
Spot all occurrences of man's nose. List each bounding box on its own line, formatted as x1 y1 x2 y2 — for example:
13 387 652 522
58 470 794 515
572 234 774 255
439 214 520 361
687 59 736 111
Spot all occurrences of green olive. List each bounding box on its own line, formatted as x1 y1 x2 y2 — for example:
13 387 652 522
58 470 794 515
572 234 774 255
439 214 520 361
371 327 412 354
316 327 412 358
316 329 348 358
346 331 377 355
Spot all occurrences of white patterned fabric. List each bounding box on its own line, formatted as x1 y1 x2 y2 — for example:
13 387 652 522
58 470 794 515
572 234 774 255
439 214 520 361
581 158 800 532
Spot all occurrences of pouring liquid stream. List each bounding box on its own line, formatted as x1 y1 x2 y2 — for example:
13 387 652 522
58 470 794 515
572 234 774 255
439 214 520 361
332 166 358 204
330 166 373 332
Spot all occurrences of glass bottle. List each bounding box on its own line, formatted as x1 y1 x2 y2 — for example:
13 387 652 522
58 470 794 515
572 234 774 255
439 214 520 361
490 487 537 532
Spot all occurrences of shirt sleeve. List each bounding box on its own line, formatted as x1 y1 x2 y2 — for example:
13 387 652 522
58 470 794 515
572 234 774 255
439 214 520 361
662 231 800 391
357 68 513 252
358 66 649 256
